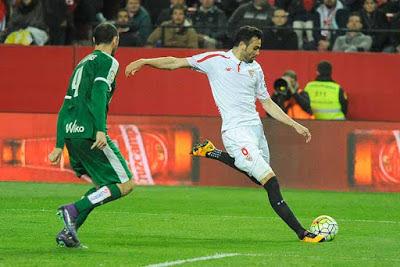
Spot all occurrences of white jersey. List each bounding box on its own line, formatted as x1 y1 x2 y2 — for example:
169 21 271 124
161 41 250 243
187 50 270 132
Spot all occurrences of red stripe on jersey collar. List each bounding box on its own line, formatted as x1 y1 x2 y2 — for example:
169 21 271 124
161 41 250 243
196 54 230 63
237 62 242 72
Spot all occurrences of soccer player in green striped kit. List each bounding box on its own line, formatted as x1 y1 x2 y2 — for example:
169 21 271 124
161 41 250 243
48 22 134 248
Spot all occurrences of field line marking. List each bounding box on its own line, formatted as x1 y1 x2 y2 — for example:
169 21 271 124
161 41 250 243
144 253 240 267
2 208 400 224
144 252 400 267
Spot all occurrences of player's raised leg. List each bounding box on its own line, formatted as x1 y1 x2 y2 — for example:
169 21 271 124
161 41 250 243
192 140 263 185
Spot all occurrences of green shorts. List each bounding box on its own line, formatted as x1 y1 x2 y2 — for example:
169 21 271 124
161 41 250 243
65 136 133 186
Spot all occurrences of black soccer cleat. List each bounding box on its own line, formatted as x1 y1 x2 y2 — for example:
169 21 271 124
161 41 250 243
57 204 79 244
56 228 81 248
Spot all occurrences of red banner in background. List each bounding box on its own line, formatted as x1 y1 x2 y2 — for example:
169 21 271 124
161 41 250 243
1 118 198 186
348 130 400 191
1 113 400 192
1 46 400 121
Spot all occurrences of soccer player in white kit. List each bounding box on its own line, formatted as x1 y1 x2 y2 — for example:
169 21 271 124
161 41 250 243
125 26 325 243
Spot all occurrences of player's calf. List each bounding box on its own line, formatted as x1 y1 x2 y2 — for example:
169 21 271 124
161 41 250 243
262 175 308 240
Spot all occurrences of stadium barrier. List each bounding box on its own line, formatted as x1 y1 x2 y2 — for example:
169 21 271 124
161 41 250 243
0 113 399 192
0 45 399 121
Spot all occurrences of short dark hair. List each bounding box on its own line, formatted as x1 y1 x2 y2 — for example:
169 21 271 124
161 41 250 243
273 8 287 16
349 12 361 21
317 61 332 76
233 26 263 46
117 8 129 15
363 0 377 4
93 22 118 45
172 4 186 14
283 70 297 81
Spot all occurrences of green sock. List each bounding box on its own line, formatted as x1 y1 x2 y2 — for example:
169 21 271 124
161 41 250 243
74 184 122 213
75 187 97 230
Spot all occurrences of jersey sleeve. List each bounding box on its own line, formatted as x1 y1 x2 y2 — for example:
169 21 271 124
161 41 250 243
93 56 119 91
186 52 220 74
55 100 68 148
89 56 119 132
88 81 108 132
256 68 270 101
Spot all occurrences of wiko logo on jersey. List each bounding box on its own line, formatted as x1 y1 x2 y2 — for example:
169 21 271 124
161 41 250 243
65 120 85 133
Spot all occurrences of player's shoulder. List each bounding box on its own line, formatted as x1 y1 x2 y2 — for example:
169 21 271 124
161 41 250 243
251 60 262 69
94 50 119 68
251 60 264 72
192 50 229 63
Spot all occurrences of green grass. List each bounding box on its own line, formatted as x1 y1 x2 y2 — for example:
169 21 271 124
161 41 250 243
0 182 399 267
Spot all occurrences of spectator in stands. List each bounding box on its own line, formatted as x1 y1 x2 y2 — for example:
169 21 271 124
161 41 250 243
216 0 248 18
141 0 169 25
317 0 348 37
147 4 198 48
271 70 314 119
360 0 389 52
190 0 227 48
389 12 400 53
1 0 49 45
157 0 187 25
262 8 298 50
377 0 400 17
72 0 104 45
304 61 348 120
0 0 7 32
316 0 349 51
125 0 152 45
344 0 364 12
116 8 142 46
333 13 372 52
282 0 320 49
43 0 75 45
227 0 274 37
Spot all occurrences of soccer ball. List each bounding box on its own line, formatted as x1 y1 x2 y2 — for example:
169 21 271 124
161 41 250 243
309 215 339 241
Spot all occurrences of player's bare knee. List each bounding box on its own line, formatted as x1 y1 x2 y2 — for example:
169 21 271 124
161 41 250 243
260 171 276 186
118 180 135 196
123 180 135 195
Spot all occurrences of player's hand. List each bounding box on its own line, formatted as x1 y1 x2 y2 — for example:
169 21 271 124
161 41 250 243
125 59 145 77
292 122 312 143
91 131 107 150
48 148 63 165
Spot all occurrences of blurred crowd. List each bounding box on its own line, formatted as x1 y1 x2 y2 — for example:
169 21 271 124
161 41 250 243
0 0 399 52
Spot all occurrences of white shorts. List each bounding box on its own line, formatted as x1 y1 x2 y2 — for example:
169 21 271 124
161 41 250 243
222 125 273 183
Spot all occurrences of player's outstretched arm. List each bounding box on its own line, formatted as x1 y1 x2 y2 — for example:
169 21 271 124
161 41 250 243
260 98 311 143
125 57 190 77
48 102 68 164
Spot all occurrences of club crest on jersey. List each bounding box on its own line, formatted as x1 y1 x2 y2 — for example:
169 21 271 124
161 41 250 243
241 147 252 161
248 69 255 78
66 120 85 133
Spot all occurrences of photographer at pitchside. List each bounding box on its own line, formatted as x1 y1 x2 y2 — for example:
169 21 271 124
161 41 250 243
270 70 314 120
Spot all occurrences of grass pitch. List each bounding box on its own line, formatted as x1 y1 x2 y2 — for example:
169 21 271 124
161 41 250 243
0 182 399 266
